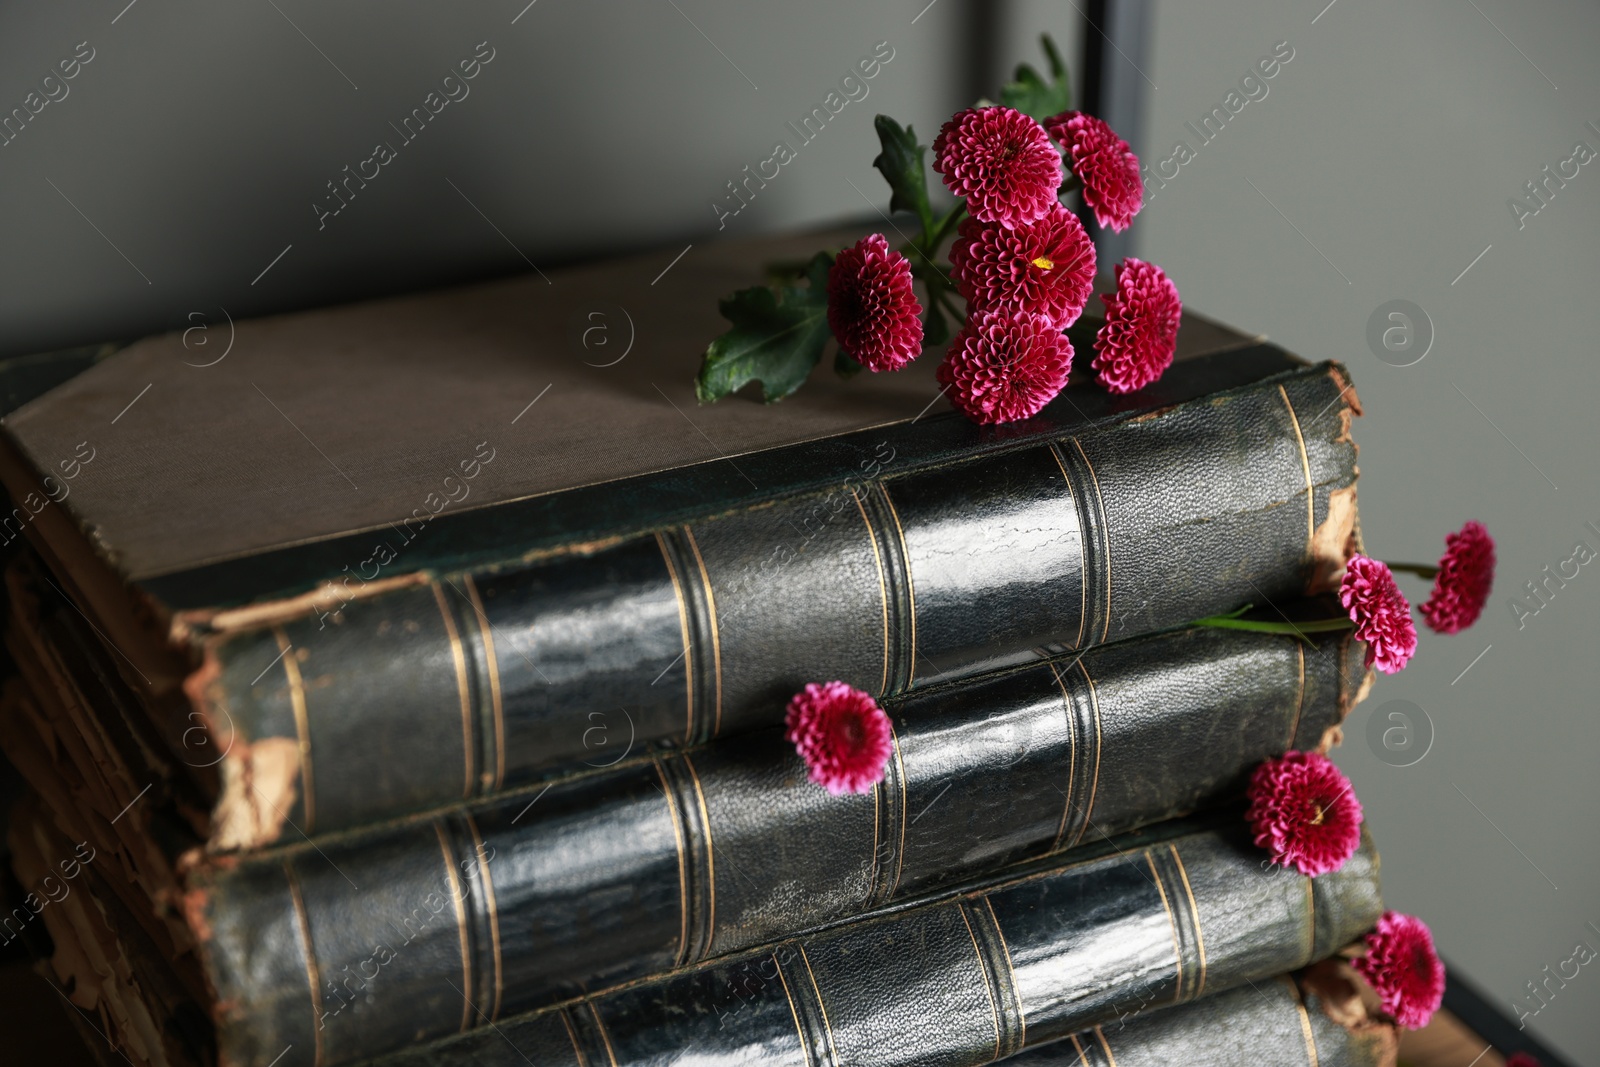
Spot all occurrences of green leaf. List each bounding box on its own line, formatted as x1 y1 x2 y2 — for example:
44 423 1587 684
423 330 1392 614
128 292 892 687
998 34 1071 122
834 346 864 378
696 253 834 404
871 115 933 234
1041 33 1067 83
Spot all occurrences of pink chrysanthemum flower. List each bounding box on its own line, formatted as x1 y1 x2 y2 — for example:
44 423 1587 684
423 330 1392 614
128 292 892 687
785 681 893 795
1354 911 1445 1030
1245 751 1363 877
949 203 1096 328
1093 258 1181 394
936 309 1074 425
827 234 924 372
1044 111 1144 232
1420 521 1495 634
932 107 1063 229
1506 1055 1543 1067
1340 556 1419 674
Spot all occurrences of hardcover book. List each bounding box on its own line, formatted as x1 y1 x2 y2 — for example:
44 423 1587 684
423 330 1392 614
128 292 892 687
8 793 1383 1067
352 816 1384 1067
0 228 1361 850
4 543 1371 1067
189 619 1367 1061
1002 963 1399 1066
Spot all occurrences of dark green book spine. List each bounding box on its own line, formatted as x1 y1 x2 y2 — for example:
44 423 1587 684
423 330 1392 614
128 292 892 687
192 359 1360 844
193 623 1367 1067
1001 970 1397 1066
355 821 1381 1067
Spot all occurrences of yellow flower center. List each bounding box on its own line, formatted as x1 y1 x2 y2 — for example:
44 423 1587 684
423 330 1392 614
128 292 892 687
1031 256 1055 271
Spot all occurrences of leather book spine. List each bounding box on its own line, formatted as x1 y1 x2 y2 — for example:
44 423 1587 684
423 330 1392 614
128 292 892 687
193 625 1367 1067
194 362 1361 844
1001 970 1398 1067
346 823 1383 1067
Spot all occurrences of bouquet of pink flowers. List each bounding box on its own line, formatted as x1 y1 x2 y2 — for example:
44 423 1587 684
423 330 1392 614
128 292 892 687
695 35 1180 424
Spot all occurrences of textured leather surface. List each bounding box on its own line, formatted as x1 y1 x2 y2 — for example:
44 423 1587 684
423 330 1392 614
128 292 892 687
138 334 1288 609
0 221 1255 586
195 624 1365 1067
349 820 1381 1067
200 359 1360 839
1001 977 1395 1066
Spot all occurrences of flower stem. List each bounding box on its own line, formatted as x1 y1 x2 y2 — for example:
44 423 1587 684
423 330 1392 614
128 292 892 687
1386 562 1440 581
1189 613 1355 646
937 290 963 321
1194 617 1356 634
900 204 960 345
926 204 968 250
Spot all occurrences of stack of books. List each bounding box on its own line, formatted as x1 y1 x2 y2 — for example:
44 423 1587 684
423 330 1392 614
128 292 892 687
0 228 1401 1066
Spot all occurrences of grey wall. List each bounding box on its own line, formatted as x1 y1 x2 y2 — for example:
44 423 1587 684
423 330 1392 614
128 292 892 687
2 0 1597 1062
0 0 1010 356
1138 2 1600 1063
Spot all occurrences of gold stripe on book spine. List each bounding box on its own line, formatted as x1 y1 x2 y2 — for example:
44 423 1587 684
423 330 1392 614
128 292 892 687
1046 443 1089 651
681 526 723 736
984 896 1026 1048
283 861 325 1067
430 581 476 798
849 487 891 695
962 898 1025 1059
1071 659 1103 849
1168 842 1210 998
461 574 505 792
773 950 814 1067
1146 850 1184 1003
433 820 473 1033
1279 383 1316 550
587 1002 621 1067
859 481 915 694
275 627 316 834
1093 1025 1120 1067
1282 976 1323 1067
957 904 1003 1062
1070 438 1113 646
1147 843 1206 1005
557 1008 590 1067
866 717 906 909
651 758 691 969
654 531 695 744
888 722 910 898
463 811 502 1021
1046 661 1077 853
797 944 841 1067
1045 656 1101 854
681 750 717 962
878 484 918 685
1071 1029 1119 1067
